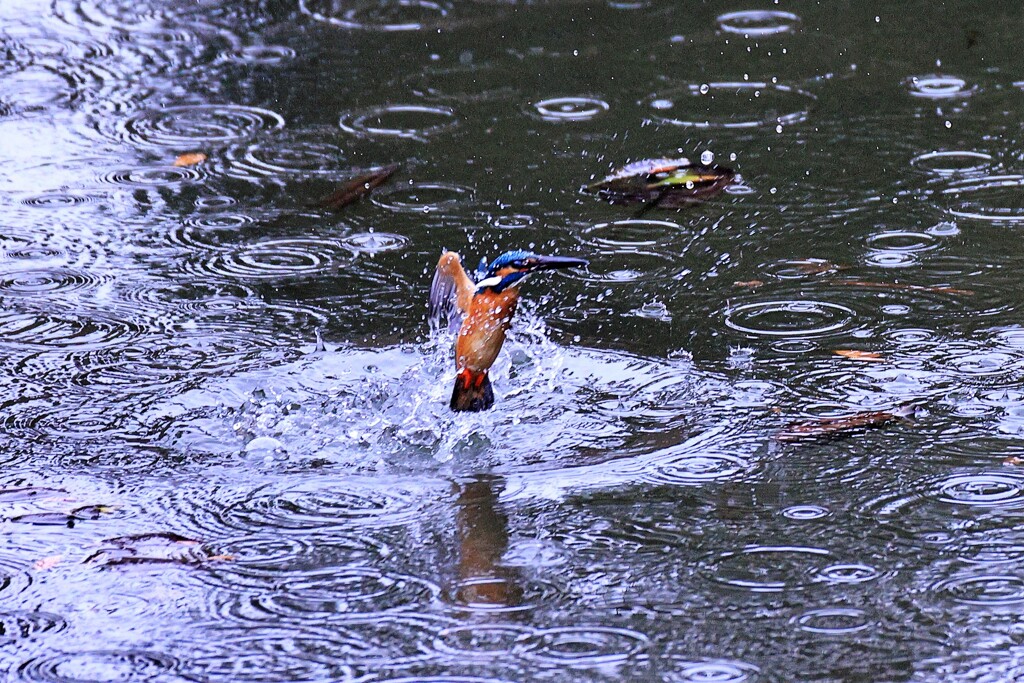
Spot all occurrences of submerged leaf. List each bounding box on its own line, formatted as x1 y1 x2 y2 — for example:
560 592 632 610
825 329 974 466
584 157 735 208
318 162 401 210
775 404 917 443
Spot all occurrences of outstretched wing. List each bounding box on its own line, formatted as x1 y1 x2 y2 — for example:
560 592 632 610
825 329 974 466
429 251 476 333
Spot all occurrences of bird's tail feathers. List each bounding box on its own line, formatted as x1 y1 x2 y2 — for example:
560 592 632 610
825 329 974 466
450 368 495 412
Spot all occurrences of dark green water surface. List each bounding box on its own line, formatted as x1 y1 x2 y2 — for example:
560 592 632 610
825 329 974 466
2 0 1024 680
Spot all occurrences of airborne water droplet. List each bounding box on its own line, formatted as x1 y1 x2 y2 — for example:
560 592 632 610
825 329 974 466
699 83 710 94
700 150 714 164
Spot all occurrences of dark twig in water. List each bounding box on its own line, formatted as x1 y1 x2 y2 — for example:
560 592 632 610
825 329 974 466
775 403 918 443
317 162 401 210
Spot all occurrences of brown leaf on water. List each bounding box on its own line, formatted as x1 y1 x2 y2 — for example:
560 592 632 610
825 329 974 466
837 279 975 296
318 162 400 210
834 349 885 362
173 152 207 167
33 555 63 571
775 404 917 443
1004 456 1024 466
792 259 845 275
734 280 765 289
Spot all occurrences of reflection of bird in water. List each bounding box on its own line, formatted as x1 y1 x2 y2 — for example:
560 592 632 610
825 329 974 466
429 250 588 412
452 475 522 609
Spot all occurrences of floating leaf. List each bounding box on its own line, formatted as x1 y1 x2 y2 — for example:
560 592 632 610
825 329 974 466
734 280 765 289
318 162 401 210
834 349 885 362
84 531 208 568
584 157 735 209
1004 456 1024 466
775 404 917 443
173 152 207 167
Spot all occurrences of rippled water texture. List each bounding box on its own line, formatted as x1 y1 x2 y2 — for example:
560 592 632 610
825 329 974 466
2 0 1024 680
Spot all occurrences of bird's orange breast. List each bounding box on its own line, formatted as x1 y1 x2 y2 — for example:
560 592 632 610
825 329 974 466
455 288 520 372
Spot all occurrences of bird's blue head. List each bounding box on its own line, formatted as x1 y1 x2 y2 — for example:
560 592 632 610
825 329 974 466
475 250 589 293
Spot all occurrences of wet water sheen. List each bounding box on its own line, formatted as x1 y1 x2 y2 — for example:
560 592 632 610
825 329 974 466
2 0 1024 680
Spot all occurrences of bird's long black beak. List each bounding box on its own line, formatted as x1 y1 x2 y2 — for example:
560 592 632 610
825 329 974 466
528 255 590 271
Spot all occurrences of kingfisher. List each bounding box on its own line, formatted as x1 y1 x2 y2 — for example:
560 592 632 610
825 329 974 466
429 249 589 412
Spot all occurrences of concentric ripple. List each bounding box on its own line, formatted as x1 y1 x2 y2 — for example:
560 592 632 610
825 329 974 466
0 269 106 296
529 96 609 122
911 150 993 176
953 539 1024 565
646 82 815 129
641 449 749 486
944 175 1024 223
372 182 475 213
817 563 880 585
580 219 682 250
793 607 872 635
339 104 458 139
299 0 453 31
0 611 67 645
905 74 976 99
432 624 536 660
218 481 422 531
17 649 178 682
781 505 830 520
97 166 203 187
0 65 76 112
568 250 676 285
186 629 353 683
220 45 296 65
171 213 259 250
717 10 801 36
0 309 145 350
224 132 347 179
706 546 832 592
340 232 409 254
933 472 1024 508
117 104 286 149
21 192 106 208
934 574 1024 606
661 656 761 683
724 300 856 338
864 230 939 253
186 239 348 279
518 626 649 667
211 566 439 620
